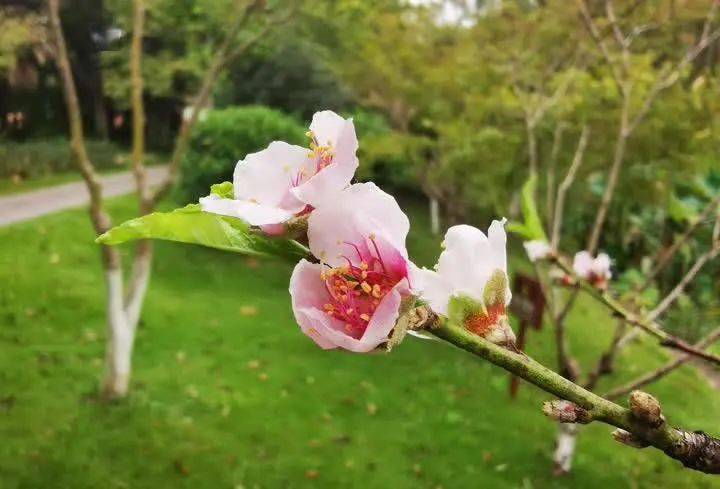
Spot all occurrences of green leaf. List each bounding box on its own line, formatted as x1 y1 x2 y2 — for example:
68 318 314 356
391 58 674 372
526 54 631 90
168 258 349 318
96 204 309 261
508 177 547 241
210 181 234 199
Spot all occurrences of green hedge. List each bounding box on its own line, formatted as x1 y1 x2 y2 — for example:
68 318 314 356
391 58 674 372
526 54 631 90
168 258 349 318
178 106 306 201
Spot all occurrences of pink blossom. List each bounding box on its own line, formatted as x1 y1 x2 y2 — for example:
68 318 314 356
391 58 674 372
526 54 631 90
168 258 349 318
524 240 551 262
289 183 412 352
200 111 358 229
572 251 612 288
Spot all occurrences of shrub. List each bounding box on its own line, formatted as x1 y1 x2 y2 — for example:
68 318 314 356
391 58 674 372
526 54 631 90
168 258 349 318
0 138 134 179
178 106 306 201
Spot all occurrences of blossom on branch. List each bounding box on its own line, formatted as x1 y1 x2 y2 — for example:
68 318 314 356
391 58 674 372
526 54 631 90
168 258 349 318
524 239 552 262
411 221 516 346
572 250 612 289
289 183 414 352
200 111 358 234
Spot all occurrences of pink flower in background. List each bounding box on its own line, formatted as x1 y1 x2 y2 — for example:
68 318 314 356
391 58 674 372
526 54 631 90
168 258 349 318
572 251 612 288
200 111 358 231
524 240 552 262
289 183 413 352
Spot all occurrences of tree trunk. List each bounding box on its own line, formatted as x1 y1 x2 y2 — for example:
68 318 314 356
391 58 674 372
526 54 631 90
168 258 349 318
553 423 579 475
101 267 135 399
429 197 440 235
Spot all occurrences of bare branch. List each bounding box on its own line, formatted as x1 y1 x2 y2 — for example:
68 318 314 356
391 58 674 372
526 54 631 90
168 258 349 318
550 253 720 366
552 125 589 249
545 122 566 231
577 0 625 95
584 319 626 390
605 327 720 400
150 0 292 204
643 195 720 289
626 2 720 134
647 244 720 321
586 96 629 253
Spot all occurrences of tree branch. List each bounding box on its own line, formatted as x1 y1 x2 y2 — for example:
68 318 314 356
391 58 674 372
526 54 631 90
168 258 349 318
647 243 720 321
550 253 720 366
48 0 118 268
643 195 720 289
551 125 589 250
150 0 293 205
545 122 566 232
584 319 626 390
577 0 625 96
430 320 720 474
605 326 720 400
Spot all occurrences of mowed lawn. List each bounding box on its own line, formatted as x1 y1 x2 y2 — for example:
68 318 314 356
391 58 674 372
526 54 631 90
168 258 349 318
1 195 719 488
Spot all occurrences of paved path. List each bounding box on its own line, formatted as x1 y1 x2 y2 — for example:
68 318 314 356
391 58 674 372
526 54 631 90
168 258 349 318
0 166 168 227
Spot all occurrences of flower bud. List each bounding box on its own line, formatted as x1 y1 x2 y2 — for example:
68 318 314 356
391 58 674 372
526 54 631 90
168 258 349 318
542 400 592 424
629 390 664 427
612 429 650 448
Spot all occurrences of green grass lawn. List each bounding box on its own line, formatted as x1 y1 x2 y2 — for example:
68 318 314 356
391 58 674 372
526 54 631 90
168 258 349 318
0 195 719 488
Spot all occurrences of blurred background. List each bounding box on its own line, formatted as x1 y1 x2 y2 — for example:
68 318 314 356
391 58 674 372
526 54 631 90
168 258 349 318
1 0 720 487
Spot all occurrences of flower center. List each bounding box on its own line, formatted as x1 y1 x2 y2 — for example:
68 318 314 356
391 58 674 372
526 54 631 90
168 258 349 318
291 131 334 188
321 237 402 339
465 303 506 337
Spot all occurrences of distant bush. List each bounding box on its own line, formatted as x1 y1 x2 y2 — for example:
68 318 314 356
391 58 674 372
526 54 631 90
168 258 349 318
0 138 134 179
178 106 306 201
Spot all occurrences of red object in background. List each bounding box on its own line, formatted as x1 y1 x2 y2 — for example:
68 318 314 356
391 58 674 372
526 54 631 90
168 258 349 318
508 274 546 398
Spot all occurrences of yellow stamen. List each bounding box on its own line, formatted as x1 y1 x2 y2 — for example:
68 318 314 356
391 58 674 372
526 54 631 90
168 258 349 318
360 314 370 322
371 284 383 298
361 282 372 294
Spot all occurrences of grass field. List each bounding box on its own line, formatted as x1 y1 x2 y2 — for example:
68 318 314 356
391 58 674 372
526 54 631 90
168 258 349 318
0 195 719 488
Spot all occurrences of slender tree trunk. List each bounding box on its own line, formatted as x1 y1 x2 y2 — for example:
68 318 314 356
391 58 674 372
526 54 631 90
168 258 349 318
125 240 153 330
429 197 440 235
553 422 579 475
101 266 135 398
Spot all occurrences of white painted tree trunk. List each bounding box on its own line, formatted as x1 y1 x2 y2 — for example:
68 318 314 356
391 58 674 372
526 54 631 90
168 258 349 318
430 197 440 235
102 268 135 399
553 423 579 475
125 247 152 330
